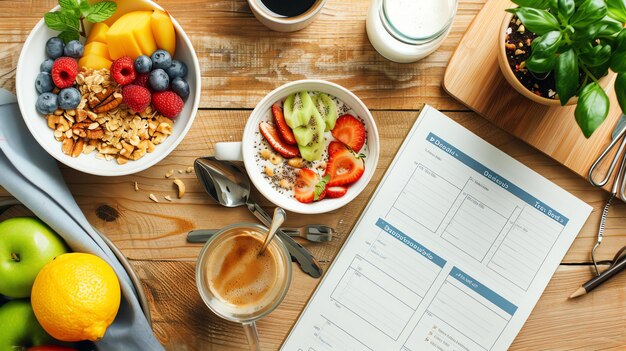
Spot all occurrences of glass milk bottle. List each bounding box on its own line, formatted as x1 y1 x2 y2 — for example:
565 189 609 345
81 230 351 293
366 0 458 63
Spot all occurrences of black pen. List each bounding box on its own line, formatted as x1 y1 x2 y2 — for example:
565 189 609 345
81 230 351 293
569 258 626 298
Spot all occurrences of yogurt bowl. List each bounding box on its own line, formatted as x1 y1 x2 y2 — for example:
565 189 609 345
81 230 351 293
15 0 200 176
215 80 380 215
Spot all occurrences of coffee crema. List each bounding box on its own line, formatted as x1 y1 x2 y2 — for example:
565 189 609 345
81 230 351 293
206 231 282 311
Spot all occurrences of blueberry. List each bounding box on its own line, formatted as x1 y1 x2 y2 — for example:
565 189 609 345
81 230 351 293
166 60 188 79
134 55 152 74
63 40 84 58
149 68 170 91
45 37 64 59
40 58 54 73
35 72 54 94
171 77 189 98
57 88 81 110
151 49 172 70
36 92 58 114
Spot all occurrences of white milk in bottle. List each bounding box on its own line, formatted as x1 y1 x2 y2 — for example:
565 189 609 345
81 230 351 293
366 0 458 63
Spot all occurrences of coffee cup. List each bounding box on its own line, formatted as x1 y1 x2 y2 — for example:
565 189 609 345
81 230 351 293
214 79 380 215
196 223 292 351
247 0 327 32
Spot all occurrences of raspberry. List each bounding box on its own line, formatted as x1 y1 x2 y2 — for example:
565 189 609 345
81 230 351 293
152 91 184 118
51 57 78 89
110 57 136 86
133 72 150 89
122 85 151 113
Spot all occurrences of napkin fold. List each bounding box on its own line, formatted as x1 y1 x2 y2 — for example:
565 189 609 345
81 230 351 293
0 89 163 351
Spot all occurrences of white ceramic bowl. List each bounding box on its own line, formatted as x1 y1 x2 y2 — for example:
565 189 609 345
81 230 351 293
241 80 379 214
15 0 200 176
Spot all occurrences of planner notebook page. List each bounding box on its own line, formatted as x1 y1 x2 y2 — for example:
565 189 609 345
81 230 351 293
281 106 592 351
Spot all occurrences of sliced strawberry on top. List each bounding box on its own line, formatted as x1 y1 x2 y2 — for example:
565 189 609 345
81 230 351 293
259 122 300 158
331 114 366 152
326 186 348 199
325 149 365 187
328 140 347 156
294 169 327 203
272 103 297 145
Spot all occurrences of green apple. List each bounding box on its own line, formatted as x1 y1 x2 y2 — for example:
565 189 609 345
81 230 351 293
0 217 68 298
0 299 53 349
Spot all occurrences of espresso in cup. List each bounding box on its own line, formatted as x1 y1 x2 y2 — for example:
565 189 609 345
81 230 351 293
247 0 327 32
204 230 286 313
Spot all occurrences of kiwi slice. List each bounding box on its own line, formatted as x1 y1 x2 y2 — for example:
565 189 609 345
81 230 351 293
297 108 326 161
313 93 338 132
284 91 315 129
293 126 315 146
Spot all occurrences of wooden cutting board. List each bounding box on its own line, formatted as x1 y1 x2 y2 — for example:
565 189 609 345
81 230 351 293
443 0 622 192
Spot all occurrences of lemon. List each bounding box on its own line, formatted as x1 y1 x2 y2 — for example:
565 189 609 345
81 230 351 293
31 253 121 342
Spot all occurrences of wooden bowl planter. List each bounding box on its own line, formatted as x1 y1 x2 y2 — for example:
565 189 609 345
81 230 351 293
497 12 612 107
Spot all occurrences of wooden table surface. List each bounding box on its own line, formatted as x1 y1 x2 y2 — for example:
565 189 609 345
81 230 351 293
2 0 626 349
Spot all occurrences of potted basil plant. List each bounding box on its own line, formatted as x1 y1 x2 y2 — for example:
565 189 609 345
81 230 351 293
497 0 626 138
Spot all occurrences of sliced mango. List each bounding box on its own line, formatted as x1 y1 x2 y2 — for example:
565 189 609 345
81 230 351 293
86 22 109 43
151 10 176 55
130 12 158 56
84 41 110 60
78 54 112 70
106 11 156 60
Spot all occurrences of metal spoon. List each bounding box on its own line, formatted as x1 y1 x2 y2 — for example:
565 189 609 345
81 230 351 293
194 157 323 278
260 207 286 254
187 224 335 243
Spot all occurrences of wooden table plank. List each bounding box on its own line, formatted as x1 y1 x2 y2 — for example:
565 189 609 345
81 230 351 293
132 260 626 350
0 0 485 110
33 110 622 263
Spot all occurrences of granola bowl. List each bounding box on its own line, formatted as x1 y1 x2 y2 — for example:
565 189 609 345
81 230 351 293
15 0 200 176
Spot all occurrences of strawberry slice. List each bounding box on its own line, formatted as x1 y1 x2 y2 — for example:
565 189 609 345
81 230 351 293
326 186 348 199
259 122 300 158
325 149 365 186
331 114 366 152
272 103 297 145
328 140 347 156
294 169 327 203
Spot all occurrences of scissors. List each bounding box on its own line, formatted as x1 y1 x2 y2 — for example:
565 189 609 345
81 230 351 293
587 115 626 276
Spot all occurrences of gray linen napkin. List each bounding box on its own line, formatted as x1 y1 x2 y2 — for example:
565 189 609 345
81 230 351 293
0 89 163 351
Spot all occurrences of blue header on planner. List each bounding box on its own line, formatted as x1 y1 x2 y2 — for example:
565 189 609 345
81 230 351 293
450 267 517 316
376 218 446 268
426 133 568 225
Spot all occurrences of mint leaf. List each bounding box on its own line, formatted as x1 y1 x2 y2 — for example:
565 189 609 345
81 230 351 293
44 11 79 32
58 30 80 43
314 175 330 201
79 0 91 16
85 1 117 23
59 0 78 9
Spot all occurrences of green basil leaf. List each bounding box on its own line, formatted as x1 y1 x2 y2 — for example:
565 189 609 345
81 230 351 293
85 1 117 23
615 73 626 112
558 0 575 18
577 16 623 39
57 30 80 44
508 8 560 35
527 52 558 73
588 60 611 78
532 30 562 55
512 0 552 7
44 11 79 32
571 0 608 29
580 44 612 66
606 0 626 22
575 82 610 137
555 49 579 105
610 29 626 72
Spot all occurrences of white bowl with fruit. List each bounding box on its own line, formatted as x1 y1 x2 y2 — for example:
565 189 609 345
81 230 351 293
216 80 380 214
16 0 200 176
